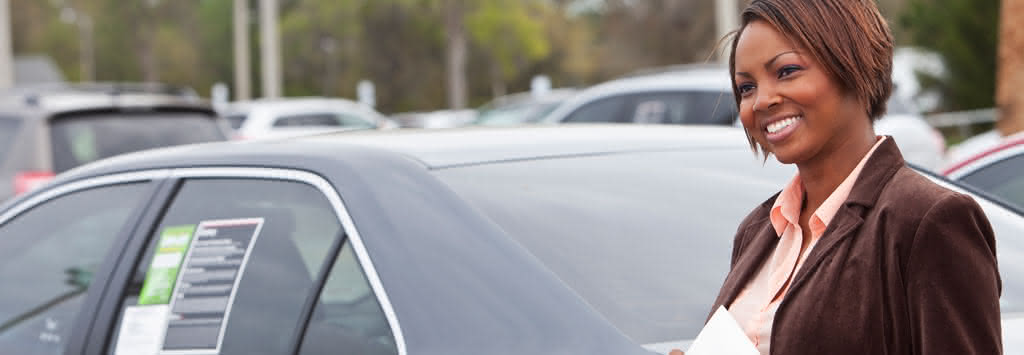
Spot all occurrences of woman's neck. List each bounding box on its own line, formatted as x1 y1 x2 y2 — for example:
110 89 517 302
796 131 877 212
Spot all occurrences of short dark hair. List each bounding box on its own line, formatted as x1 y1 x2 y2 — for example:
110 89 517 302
728 0 894 121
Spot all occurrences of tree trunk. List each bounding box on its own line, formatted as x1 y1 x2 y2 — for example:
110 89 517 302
997 0 1024 135
445 0 467 109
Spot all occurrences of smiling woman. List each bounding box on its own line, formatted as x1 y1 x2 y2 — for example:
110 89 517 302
689 1 1005 355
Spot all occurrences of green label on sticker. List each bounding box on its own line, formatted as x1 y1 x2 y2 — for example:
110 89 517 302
138 225 196 305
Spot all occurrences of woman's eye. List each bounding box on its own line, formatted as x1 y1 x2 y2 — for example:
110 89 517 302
737 83 755 96
778 65 801 78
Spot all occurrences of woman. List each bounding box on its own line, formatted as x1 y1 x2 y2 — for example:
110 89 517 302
678 1 1002 354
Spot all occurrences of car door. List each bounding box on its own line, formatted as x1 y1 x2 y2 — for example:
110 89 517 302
0 173 165 355
90 169 400 355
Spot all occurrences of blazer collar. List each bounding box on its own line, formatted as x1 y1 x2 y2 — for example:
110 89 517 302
842 136 906 208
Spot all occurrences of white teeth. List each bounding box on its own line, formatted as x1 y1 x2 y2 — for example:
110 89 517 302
766 116 801 134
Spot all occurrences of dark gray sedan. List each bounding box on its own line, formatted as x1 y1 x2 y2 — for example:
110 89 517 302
0 125 1020 354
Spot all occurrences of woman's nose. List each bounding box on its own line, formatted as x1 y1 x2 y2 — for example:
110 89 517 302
753 88 781 112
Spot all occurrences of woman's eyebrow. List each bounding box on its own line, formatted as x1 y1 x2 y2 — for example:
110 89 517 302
765 50 798 69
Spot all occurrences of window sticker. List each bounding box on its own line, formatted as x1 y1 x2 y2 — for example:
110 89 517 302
139 225 197 305
160 218 264 355
114 305 171 355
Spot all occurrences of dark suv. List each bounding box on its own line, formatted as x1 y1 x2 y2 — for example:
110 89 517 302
0 83 229 201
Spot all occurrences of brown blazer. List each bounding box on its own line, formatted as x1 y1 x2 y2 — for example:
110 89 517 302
709 138 1002 355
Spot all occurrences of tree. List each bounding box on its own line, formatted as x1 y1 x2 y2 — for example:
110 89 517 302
997 0 1024 135
466 0 550 98
902 0 1000 112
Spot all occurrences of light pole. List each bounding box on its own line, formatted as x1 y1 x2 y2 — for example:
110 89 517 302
715 0 739 62
0 0 13 89
233 0 251 100
259 0 281 98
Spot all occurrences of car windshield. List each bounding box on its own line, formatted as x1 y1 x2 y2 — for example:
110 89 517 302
49 111 225 173
0 118 19 165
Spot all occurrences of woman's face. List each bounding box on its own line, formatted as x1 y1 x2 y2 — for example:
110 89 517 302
733 20 866 165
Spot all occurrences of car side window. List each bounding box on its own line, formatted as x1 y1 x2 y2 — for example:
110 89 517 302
273 113 343 127
628 93 687 124
625 91 736 125
107 178 361 355
298 242 397 355
335 113 376 129
0 183 149 354
960 153 1024 208
562 96 629 123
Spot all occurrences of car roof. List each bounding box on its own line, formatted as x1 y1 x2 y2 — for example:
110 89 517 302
588 68 732 94
0 84 212 118
61 124 753 179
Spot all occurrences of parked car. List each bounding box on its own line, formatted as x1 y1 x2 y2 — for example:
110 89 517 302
947 129 1024 167
943 135 1024 211
0 83 229 202
0 125 1019 354
540 65 947 170
539 65 739 126
474 88 578 126
223 97 394 139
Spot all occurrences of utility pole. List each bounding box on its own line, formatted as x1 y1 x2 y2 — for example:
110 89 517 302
444 0 467 109
715 0 739 62
0 0 13 89
234 0 251 100
997 0 1024 135
259 0 281 98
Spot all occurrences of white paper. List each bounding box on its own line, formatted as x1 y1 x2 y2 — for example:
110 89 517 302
686 306 760 355
114 305 170 355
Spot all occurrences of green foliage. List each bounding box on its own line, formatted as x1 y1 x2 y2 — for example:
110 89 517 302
467 0 551 79
902 0 1000 111
8 0 727 113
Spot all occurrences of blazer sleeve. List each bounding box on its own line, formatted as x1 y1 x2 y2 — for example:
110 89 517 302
906 192 1002 355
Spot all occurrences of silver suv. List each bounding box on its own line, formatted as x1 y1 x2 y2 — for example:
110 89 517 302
0 83 229 202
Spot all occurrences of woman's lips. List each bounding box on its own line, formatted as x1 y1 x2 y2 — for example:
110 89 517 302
764 116 802 144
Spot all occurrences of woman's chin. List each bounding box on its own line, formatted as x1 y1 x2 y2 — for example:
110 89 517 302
769 147 805 165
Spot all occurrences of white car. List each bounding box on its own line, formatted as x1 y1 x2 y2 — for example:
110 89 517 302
540 65 946 170
540 65 738 126
223 97 395 139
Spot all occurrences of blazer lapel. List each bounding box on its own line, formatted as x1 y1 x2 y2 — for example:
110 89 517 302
780 137 906 301
783 205 864 298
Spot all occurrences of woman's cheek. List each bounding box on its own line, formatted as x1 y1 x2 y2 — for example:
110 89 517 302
739 104 757 134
